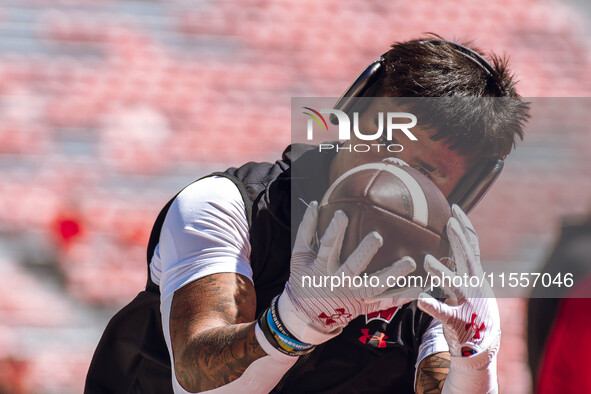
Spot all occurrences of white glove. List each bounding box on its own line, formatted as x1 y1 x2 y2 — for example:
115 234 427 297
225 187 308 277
417 204 500 394
277 201 420 345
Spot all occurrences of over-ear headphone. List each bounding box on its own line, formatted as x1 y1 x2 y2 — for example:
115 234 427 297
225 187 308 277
331 39 505 213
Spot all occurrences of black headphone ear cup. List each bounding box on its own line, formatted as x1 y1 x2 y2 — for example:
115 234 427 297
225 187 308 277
331 60 383 125
447 159 504 213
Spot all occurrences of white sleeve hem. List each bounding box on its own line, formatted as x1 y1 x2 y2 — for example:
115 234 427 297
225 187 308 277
150 175 253 302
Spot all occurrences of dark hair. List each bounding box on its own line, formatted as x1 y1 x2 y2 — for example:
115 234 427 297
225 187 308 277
376 34 530 160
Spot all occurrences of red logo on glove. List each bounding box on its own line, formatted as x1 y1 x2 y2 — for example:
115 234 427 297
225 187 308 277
318 308 352 325
465 313 485 339
359 329 388 348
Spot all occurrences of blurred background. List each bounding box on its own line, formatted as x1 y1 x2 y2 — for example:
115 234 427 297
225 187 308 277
0 0 590 393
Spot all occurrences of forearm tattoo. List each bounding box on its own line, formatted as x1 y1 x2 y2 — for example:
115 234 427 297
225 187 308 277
416 352 451 394
170 274 266 392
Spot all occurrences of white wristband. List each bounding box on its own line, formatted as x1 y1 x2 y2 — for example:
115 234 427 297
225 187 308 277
442 335 499 394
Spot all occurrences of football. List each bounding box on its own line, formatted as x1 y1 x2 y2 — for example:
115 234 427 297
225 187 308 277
317 158 453 280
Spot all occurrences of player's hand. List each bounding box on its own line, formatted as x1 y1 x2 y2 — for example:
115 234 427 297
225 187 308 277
417 205 500 392
277 201 419 345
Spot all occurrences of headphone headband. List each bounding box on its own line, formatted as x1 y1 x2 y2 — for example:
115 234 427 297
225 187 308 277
332 39 500 121
419 39 498 77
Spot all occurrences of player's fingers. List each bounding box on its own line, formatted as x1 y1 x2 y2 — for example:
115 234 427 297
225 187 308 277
363 292 415 312
362 257 416 298
375 285 423 305
424 254 462 300
325 211 351 275
449 216 484 278
317 210 348 269
452 204 481 262
446 217 474 277
385 256 417 279
370 256 416 282
294 201 319 251
362 256 416 292
337 231 383 277
417 293 454 324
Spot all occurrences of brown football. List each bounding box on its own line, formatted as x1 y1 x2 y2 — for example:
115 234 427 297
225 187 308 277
317 158 453 281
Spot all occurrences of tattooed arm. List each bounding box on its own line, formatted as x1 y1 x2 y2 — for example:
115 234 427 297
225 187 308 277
169 272 267 392
415 352 451 394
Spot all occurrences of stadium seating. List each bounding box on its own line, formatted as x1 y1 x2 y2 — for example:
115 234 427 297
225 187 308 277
1 0 591 392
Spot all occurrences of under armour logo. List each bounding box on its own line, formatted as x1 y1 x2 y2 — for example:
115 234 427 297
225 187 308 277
465 313 485 339
359 329 388 348
318 308 352 325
